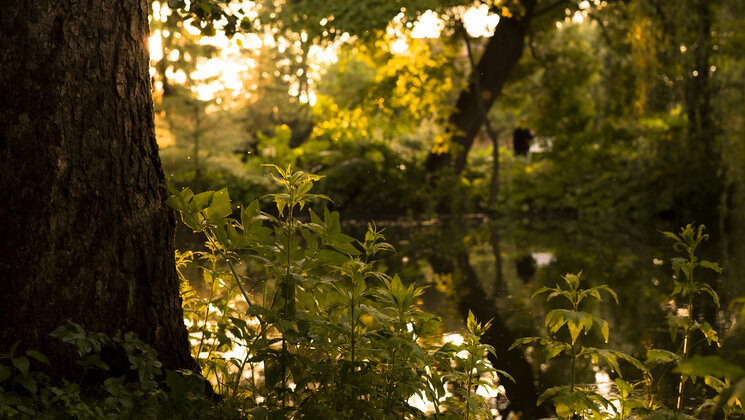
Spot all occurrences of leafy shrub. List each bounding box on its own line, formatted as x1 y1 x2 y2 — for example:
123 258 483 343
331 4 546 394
0 323 220 419
512 272 646 419
167 164 504 417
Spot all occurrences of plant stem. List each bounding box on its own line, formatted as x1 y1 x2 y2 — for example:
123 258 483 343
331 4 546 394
196 260 218 360
570 343 577 392
203 226 254 307
676 257 695 412
384 347 397 413
465 356 473 420
280 205 294 410
350 283 356 369
230 321 269 400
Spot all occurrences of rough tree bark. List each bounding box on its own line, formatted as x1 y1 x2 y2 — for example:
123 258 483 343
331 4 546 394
0 1 195 374
426 0 537 174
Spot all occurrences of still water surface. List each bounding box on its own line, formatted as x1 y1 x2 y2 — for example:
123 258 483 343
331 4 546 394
343 216 745 415
176 215 745 416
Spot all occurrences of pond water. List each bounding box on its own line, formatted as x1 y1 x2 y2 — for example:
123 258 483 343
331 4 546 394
342 215 745 417
176 214 745 417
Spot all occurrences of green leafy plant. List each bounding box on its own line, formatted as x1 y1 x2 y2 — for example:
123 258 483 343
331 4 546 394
436 311 512 419
662 224 721 408
512 271 646 419
166 164 503 417
645 224 742 418
0 323 219 419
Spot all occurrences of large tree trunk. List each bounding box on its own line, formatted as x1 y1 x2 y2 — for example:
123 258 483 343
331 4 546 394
426 0 536 174
0 0 195 375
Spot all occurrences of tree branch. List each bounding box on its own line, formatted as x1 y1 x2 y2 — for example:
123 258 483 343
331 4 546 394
532 0 570 18
458 19 502 203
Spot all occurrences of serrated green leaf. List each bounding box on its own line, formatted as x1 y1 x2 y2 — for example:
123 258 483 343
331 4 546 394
544 341 570 361
600 319 609 343
12 357 30 376
300 228 318 253
317 249 348 267
698 283 720 307
16 374 37 394
660 231 680 241
193 190 214 210
646 348 679 365
614 378 633 398
699 260 722 273
531 286 555 300
466 310 479 336
25 350 49 365
545 309 596 344
676 355 744 380
203 188 232 225
509 336 541 351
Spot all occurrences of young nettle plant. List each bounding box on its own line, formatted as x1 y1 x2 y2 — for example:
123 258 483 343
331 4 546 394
166 164 502 418
649 224 725 414
434 311 512 419
512 272 646 419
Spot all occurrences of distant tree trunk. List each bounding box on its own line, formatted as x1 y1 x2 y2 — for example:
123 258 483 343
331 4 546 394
457 19 504 207
684 0 714 148
0 0 195 376
426 0 537 174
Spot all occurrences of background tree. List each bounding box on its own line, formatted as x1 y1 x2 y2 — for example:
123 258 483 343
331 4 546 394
0 0 195 375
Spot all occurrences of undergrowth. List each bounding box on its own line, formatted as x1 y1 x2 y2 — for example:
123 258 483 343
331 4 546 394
1 168 743 419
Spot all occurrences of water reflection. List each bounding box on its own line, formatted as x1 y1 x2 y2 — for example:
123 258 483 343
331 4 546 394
175 215 745 416
354 216 745 416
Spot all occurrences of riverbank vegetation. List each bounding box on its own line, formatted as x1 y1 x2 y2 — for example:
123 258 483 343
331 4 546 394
1 169 744 418
2 0 745 418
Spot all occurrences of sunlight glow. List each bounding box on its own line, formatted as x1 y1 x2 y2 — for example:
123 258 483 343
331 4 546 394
173 69 187 85
190 58 223 80
463 4 500 37
443 333 464 346
152 1 161 21
533 252 555 267
408 334 503 415
167 49 180 61
572 10 585 24
392 6 499 53
149 30 163 61
151 1 171 23
148 5 504 102
184 20 202 36
150 29 264 100
411 10 444 38
390 37 409 54
299 90 318 106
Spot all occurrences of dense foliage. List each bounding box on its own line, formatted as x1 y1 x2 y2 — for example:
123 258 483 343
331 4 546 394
3 0 745 418
150 0 745 227
1 168 743 418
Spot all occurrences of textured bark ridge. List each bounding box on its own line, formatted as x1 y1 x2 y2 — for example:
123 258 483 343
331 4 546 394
0 1 195 374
